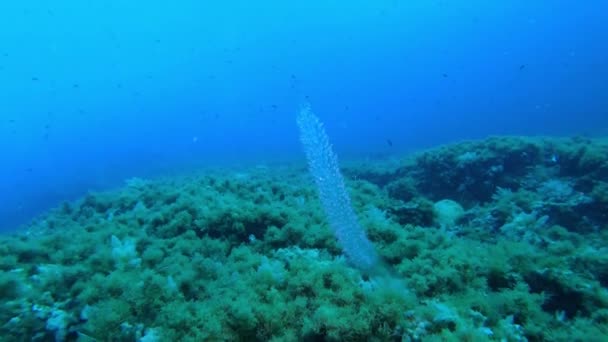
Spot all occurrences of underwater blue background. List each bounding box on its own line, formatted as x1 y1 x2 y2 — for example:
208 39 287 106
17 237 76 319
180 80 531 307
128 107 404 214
1 0 607 230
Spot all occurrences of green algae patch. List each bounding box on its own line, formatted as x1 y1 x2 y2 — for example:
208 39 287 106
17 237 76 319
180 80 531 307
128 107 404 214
1 136 607 341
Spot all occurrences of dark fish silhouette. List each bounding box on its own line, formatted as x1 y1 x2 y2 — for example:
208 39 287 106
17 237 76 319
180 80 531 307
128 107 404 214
387 139 393 147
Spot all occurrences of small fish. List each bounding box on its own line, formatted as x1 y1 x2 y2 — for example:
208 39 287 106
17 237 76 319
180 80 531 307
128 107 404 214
519 64 526 70
550 154 559 163
442 73 448 78
387 139 393 147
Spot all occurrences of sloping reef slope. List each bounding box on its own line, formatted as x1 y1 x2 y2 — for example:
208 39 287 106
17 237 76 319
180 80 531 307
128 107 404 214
1 136 607 341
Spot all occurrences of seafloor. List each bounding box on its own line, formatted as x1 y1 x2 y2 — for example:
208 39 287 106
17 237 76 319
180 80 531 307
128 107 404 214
1 136 607 341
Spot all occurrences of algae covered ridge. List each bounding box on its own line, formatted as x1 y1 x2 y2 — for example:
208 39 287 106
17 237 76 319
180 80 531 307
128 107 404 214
1 136 607 341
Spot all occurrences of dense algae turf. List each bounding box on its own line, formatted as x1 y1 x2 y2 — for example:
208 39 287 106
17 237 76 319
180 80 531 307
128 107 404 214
1 136 607 341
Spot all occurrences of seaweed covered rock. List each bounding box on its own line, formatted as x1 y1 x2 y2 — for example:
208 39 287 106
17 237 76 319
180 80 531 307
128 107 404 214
0 136 606 341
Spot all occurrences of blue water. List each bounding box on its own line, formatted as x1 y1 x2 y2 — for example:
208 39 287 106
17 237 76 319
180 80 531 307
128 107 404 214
1 0 607 230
